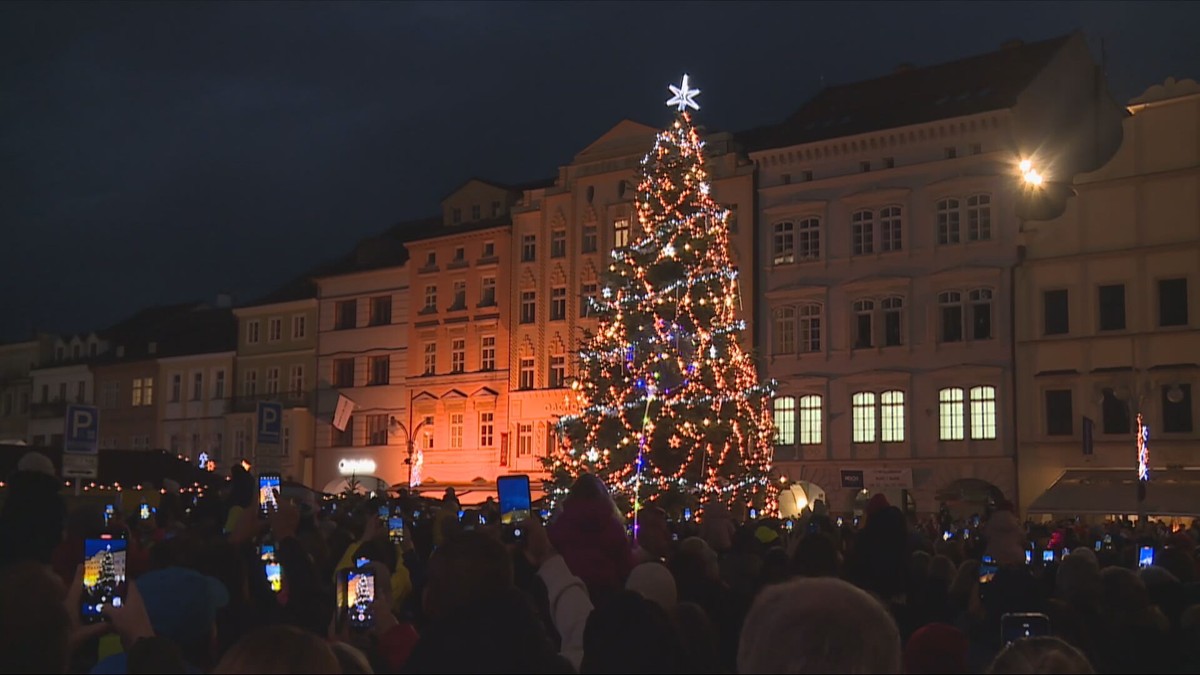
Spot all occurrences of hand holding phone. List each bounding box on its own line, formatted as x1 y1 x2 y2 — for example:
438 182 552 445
1001 613 1050 645
497 475 532 543
345 568 376 631
1138 546 1155 569
81 532 129 624
259 473 282 514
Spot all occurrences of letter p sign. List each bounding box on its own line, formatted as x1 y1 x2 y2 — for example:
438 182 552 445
64 404 100 454
256 402 283 445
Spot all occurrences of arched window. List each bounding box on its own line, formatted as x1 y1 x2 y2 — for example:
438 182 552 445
939 387 965 440
881 390 905 443
799 395 822 445
852 391 876 443
970 386 997 439
773 397 797 446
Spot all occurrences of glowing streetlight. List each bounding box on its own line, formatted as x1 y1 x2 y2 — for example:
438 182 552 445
1019 158 1044 187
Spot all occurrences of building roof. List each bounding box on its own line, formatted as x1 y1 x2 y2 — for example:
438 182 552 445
93 303 236 363
739 34 1075 152
443 176 555 199
402 215 512 244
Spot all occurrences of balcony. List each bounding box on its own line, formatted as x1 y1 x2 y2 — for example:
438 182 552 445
29 400 68 419
447 258 469 270
231 391 313 413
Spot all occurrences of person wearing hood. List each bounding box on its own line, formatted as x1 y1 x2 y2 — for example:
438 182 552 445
547 474 633 603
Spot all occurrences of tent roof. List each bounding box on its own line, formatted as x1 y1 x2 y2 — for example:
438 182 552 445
1027 468 1200 517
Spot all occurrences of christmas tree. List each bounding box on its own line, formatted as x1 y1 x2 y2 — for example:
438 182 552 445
548 75 777 515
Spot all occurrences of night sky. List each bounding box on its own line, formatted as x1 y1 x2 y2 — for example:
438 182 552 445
2 1 1196 342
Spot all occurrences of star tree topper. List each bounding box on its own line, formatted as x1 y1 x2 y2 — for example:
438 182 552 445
666 73 701 112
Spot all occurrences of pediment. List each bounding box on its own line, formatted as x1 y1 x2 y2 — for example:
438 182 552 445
574 119 659 162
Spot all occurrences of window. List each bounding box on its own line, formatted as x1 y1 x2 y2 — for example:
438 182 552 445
582 225 598 253
471 205 480 220
450 413 464 448
266 367 280 394
937 199 960 245
773 397 796 445
247 320 261 344
852 392 876 443
945 147 957 159
58 382 66 402
724 204 738 232
476 276 496 307
970 289 992 340
335 300 357 330
480 412 495 447
370 296 392 326
802 170 813 182
551 229 567 258
520 291 536 324
883 297 903 346
883 156 895 169
881 390 905 443
880 206 902 252
613 218 631 248
939 388 965 441
480 336 496 371
289 365 304 396
451 281 466 310
1043 290 1069 335
171 374 182 402
192 373 203 401
482 241 495 258
214 370 226 399
1045 390 1073 436
133 377 153 406
799 304 821 353
292 315 306 340
798 218 821 260
100 383 118 409
243 370 257 397
367 414 388 446
521 234 537 262
517 423 533 456
422 343 436 375
549 354 566 388
580 283 598 317
1159 278 1188 327
853 300 874 349
970 143 982 155
425 251 437 268
452 208 461 224
773 307 795 354
852 210 873 255
364 355 388 385
423 285 437 312
1163 385 1193 433
939 292 963 343
333 417 354 447
491 201 501 217
799 395 822 445
970 386 997 440
453 246 465 262
451 339 465 373
550 287 567 320
268 317 282 342
772 222 794 265
519 357 535 390
1098 284 1126 331
966 195 991 241
860 160 871 173
1101 388 1130 435
334 359 355 388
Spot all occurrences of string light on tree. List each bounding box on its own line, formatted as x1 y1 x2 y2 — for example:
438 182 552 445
546 74 778 516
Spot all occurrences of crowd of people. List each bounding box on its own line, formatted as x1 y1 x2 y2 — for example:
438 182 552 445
1 449 1199 674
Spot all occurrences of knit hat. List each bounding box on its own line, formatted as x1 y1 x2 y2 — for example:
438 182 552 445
904 622 968 674
17 451 55 477
625 562 677 611
865 493 890 518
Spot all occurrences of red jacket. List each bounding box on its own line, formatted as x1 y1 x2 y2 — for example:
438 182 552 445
548 500 633 595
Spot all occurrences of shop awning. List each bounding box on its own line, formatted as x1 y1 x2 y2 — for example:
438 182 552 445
1028 469 1200 517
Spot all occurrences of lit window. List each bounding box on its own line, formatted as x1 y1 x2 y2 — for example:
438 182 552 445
881 390 905 443
852 392 876 443
480 336 496 371
799 395 822 445
773 396 796 445
970 386 997 440
772 222 794 265
852 210 874 255
613 218 631 248
479 412 494 447
773 307 795 354
450 413 464 449
451 339 465 373
937 199 960 245
939 387 965 440
966 194 991 241
880 206 902 252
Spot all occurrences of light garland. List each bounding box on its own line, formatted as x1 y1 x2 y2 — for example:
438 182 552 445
545 78 777 515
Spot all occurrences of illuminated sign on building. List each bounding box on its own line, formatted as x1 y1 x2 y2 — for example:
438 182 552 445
338 458 377 476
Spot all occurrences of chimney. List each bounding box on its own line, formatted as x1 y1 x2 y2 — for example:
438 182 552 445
894 63 916 74
215 292 233 309
1001 39 1025 50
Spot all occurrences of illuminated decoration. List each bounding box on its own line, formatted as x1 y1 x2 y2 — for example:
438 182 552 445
665 73 701 112
338 458 378 476
411 447 424 487
1136 412 1150 481
197 452 209 468
1019 158 1044 186
547 79 777 515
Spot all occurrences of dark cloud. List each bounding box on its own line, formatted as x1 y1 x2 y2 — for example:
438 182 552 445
1 1 1197 340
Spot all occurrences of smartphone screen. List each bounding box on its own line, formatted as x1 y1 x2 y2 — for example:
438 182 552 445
377 505 389 521
1138 546 1155 569
963 528 971 539
139 503 151 521
259 543 275 561
265 561 283 592
942 530 953 541
388 516 405 544
1024 550 1033 565
836 516 844 528
1094 540 1103 551
82 533 128 623
980 556 998 584
346 569 375 631
1002 613 1050 645
1043 549 1055 563
749 508 758 520
259 473 281 514
497 475 532 525
1062 548 1071 559
104 504 115 526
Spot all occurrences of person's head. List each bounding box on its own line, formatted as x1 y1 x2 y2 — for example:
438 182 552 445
1155 545 1198 584
1055 551 1102 608
674 536 719 581
625 562 677 611
213 625 339 674
986 636 1094 674
738 577 902 673
634 506 670 558
581 590 685 674
790 532 839 578
0 562 70 674
928 555 957 587
136 566 230 666
330 641 373 674
904 623 968 674
423 531 513 620
1099 566 1149 616
568 473 610 503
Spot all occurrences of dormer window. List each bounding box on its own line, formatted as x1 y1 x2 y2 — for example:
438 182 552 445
491 201 501 217
452 208 461 224
471 205 481 221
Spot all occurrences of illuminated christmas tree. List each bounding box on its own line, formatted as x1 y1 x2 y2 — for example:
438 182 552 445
548 75 777 515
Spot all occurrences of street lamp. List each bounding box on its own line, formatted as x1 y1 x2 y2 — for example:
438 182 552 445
389 416 429 490
1019 159 1045 187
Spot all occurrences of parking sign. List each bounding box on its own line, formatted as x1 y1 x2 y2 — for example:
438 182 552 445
256 402 283 445
64 404 100 455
